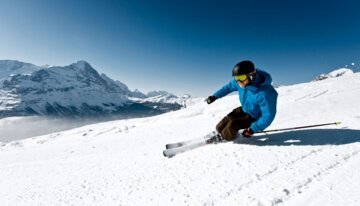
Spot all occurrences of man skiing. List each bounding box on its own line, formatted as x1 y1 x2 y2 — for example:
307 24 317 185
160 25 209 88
206 60 278 141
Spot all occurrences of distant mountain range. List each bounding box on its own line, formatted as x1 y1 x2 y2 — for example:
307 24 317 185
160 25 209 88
0 60 191 118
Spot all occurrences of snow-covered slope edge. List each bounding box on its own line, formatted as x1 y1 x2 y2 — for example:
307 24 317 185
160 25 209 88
313 68 354 81
0 70 359 206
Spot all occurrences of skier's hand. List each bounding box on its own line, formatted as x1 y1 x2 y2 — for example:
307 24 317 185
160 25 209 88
242 128 254 138
205 96 217 104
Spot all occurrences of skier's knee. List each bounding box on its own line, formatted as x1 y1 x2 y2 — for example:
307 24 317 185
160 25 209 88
220 119 239 141
216 116 230 134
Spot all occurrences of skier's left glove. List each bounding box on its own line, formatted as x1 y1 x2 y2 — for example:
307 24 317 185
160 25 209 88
242 128 254 138
205 96 217 104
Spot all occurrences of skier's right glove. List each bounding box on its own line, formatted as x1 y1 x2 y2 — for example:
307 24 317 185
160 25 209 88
205 96 217 104
242 128 254 138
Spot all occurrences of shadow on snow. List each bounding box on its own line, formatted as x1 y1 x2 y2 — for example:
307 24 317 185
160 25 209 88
233 129 360 146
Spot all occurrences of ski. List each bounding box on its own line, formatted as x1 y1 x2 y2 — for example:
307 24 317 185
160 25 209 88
165 131 218 149
163 133 222 158
163 122 342 158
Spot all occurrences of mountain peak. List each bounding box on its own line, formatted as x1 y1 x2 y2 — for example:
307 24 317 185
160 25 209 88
147 90 176 98
0 60 40 83
75 60 90 67
69 60 92 71
0 60 37 70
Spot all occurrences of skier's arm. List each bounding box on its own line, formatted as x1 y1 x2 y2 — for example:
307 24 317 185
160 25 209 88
212 80 238 99
250 89 278 132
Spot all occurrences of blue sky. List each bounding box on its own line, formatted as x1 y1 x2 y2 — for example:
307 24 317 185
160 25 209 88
0 0 359 96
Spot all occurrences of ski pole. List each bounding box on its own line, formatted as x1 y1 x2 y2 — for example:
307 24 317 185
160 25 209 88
256 122 341 134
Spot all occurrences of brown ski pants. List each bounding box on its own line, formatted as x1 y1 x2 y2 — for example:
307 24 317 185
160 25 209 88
216 107 255 141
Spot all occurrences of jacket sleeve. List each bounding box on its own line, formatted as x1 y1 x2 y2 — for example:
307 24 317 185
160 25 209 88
250 89 278 132
212 80 238 99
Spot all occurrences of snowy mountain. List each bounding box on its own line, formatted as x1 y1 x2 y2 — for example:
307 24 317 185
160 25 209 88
147 90 175 97
0 60 189 118
313 68 354 81
0 68 359 205
130 91 190 106
0 60 43 83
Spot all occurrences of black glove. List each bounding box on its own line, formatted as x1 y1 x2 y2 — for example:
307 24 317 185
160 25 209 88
242 128 254 138
205 96 217 104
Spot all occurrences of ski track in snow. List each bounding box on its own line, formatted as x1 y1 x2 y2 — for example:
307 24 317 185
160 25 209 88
294 90 329 101
1 71 360 206
213 145 360 205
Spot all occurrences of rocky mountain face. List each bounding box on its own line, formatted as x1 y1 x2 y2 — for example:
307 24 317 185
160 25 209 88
0 60 189 118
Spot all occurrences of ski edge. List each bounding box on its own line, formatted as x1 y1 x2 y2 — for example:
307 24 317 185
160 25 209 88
163 134 223 158
165 131 218 149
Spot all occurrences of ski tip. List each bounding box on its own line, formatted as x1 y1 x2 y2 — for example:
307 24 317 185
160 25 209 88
335 121 342 125
163 150 173 158
165 143 183 149
165 144 173 149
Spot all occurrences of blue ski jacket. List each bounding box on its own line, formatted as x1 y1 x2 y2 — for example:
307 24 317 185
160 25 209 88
213 69 278 132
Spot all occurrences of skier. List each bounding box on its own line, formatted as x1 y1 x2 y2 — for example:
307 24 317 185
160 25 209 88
206 60 278 140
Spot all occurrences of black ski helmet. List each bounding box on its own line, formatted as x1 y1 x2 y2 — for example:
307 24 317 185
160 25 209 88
232 60 255 76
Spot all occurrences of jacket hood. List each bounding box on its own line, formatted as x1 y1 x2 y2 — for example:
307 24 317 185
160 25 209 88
246 69 272 92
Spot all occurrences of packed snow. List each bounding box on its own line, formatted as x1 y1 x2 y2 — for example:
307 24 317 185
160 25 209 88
0 70 359 206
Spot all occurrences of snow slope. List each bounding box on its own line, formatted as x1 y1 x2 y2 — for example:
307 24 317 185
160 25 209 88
0 70 359 206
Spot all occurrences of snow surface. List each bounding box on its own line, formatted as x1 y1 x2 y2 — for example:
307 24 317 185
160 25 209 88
0 71 360 206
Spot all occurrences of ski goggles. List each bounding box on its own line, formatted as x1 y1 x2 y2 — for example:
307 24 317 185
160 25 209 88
234 74 248 82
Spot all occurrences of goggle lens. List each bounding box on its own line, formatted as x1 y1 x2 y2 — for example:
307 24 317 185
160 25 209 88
234 74 248 82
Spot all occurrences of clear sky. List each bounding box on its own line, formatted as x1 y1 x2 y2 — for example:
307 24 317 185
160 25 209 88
0 0 359 96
